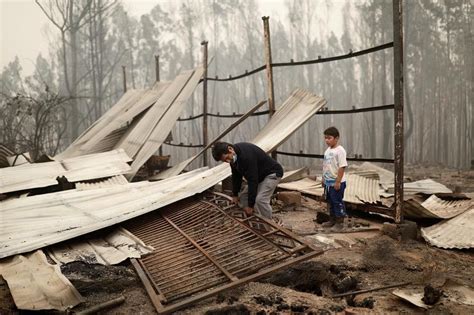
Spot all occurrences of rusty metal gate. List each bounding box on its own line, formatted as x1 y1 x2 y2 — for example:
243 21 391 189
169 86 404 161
125 194 323 314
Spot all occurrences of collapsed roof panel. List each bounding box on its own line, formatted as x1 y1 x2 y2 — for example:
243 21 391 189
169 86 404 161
0 89 325 259
404 194 473 219
421 208 474 249
125 67 205 178
0 149 132 194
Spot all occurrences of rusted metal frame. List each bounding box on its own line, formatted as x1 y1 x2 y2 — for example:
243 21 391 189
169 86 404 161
166 278 230 302
210 239 272 261
160 203 210 222
160 272 226 294
131 259 168 306
393 0 404 223
163 206 217 226
262 16 277 160
187 225 253 244
161 272 228 296
144 251 204 269
249 214 321 252
221 247 281 270
168 209 224 229
122 65 127 93
147 240 196 255
146 254 214 275
135 230 183 245
230 252 289 276
201 201 292 254
161 212 239 282
163 273 228 296
149 262 219 283
140 233 189 250
197 232 262 252
152 251 323 314
157 265 222 287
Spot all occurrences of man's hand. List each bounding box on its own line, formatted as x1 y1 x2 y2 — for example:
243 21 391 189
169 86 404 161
232 196 239 205
334 181 341 191
243 207 254 216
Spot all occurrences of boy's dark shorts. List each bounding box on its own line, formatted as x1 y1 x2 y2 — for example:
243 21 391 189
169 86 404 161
325 182 347 217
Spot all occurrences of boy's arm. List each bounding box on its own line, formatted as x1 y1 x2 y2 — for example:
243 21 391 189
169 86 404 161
335 167 345 190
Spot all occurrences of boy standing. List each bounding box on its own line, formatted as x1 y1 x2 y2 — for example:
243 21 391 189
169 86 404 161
321 127 348 230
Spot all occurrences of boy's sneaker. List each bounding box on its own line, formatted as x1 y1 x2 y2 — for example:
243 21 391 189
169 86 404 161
321 216 336 228
330 217 345 232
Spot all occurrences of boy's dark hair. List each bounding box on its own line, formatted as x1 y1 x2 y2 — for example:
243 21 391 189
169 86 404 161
212 142 234 161
324 127 340 138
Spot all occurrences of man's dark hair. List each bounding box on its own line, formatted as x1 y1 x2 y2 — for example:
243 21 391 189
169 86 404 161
212 142 234 161
324 127 340 138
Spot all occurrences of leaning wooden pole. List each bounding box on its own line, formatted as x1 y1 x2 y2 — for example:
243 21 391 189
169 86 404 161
262 16 277 160
393 0 404 223
201 41 209 167
122 65 127 93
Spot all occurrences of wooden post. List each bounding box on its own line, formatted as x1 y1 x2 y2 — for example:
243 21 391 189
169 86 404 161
393 0 404 223
262 16 277 160
155 55 160 82
122 65 127 93
201 41 209 166
155 55 163 156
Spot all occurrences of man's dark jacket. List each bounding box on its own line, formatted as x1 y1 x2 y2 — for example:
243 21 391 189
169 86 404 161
230 142 283 207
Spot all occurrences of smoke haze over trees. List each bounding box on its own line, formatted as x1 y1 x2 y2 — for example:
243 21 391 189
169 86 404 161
0 0 472 169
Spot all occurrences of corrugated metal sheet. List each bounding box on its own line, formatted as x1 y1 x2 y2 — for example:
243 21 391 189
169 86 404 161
278 173 380 205
75 175 129 190
344 174 381 204
127 67 205 178
0 144 15 168
0 250 82 310
278 177 324 196
0 149 132 194
48 227 153 265
421 208 474 249
352 162 394 190
152 88 327 180
56 89 144 159
404 195 473 219
0 89 326 259
387 178 452 195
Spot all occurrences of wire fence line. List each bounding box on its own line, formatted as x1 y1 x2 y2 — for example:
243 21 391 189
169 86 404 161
177 104 394 121
172 42 395 163
200 42 393 82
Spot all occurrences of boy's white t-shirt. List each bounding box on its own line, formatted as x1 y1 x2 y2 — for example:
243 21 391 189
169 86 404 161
323 145 348 186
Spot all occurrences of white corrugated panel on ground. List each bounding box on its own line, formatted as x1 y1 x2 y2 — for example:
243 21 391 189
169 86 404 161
404 195 473 219
0 149 132 194
152 88 327 180
0 250 82 310
0 89 326 259
421 208 474 249
48 227 154 265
